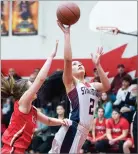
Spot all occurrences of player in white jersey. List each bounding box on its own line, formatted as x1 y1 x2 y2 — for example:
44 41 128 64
49 21 111 154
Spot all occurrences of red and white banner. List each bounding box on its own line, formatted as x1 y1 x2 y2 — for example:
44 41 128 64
2 44 137 78
1 1 137 80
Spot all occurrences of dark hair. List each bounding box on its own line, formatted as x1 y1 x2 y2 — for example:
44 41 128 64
93 77 101 82
93 68 97 72
84 72 87 78
112 108 121 114
122 75 132 85
117 64 125 68
57 104 65 110
97 107 105 113
1 75 29 100
131 78 138 85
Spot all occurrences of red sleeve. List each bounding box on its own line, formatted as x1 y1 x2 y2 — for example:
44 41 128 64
106 119 112 129
121 118 129 130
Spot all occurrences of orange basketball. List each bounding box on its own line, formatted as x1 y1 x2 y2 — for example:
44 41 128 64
56 2 80 25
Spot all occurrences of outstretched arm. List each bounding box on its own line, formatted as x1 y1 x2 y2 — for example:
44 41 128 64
19 41 59 114
57 21 74 93
91 47 110 92
37 111 69 126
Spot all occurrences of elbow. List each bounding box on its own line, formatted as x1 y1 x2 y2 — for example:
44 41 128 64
106 83 111 91
104 83 111 92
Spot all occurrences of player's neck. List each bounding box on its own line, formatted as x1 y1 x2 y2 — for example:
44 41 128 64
99 117 104 121
75 74 84 82
78 76 85 82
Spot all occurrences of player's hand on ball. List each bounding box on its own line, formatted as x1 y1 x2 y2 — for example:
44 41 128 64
91 47 104 66
57 20 70 34
51 40 59 58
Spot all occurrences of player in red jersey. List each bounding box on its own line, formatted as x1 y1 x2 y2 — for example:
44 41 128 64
107 108 134 153
81 107 107 153
95 108 130 153
92 107 107 142
1 41 69 154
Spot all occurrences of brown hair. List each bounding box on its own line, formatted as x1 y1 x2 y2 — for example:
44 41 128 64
1 74 29 100
97 107 105 113
123 75 132 85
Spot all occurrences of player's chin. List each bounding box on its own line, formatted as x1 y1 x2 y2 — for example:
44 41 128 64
78 70 85 75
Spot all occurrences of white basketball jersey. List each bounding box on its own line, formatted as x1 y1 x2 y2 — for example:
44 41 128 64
68 81 99 129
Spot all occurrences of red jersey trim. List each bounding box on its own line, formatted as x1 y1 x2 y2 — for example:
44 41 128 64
9 147 14 154
83 82 91 87
10 124 26 146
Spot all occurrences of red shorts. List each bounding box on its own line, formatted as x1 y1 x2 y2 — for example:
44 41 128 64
1 144 25 154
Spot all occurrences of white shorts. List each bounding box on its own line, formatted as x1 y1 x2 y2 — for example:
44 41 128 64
49 120 89 154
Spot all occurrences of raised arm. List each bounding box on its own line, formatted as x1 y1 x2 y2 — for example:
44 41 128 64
19 41 58 113
91 47 110 92
57 21 74 93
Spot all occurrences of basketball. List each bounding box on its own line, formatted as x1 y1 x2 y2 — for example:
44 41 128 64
56 2 80 25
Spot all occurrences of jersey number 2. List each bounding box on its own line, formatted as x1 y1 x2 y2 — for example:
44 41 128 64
89 98 95 115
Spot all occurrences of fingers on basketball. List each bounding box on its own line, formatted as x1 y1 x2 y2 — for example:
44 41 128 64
57 20 64 29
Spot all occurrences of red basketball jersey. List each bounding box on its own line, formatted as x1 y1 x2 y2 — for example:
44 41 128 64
106 117 129 139
95 118 106 138
2 101 37 149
